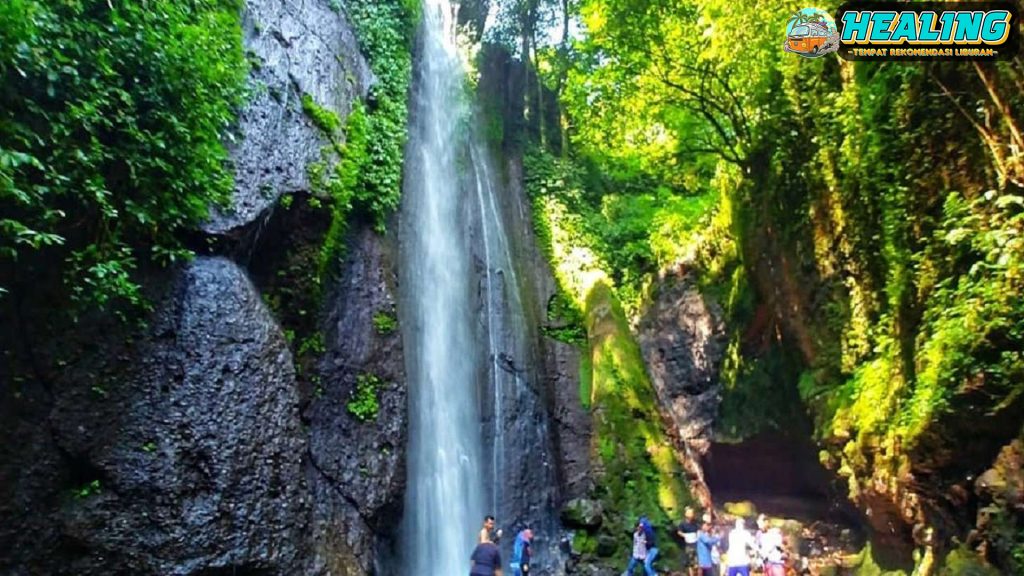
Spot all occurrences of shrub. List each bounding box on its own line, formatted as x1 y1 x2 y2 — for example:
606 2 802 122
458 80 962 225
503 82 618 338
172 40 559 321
347 373 382 422
0 0 248 316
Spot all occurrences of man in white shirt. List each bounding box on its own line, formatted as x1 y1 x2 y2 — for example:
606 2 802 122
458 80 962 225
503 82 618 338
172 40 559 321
726 518 757 576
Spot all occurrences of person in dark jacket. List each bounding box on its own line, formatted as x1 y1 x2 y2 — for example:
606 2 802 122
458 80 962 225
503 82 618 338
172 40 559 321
676 506 701 576
471 539 503 576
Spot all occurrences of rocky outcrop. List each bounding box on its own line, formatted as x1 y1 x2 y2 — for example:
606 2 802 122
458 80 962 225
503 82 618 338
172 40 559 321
635 268 725 510
560 498 603 530
636 269 726 455
503 156 591 511
306 225 406 575
1 258 310 575
206 0 373 235
0 0 408 574
967 430 1024 572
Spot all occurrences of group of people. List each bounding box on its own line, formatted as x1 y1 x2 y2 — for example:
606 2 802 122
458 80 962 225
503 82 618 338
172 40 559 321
468 508 790 576
628 508 788 576
470 515 534 576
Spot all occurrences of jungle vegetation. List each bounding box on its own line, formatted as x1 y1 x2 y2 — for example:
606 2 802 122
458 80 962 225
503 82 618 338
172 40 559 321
504 0 1024 570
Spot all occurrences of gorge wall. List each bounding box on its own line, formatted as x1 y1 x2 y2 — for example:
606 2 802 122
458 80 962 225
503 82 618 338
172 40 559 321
4 0 1022 575
0 1 405 574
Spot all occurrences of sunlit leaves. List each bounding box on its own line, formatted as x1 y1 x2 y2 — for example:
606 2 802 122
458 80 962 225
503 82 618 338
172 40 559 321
0 0 248 313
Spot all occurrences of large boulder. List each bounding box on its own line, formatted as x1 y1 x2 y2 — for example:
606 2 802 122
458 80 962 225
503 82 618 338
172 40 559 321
560 498 604 529
636 269 726 454
205 0 373 235
2 257 309 575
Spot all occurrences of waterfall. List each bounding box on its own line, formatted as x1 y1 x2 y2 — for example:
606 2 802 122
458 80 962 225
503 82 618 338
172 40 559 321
398 0 562 571
399 0 483 573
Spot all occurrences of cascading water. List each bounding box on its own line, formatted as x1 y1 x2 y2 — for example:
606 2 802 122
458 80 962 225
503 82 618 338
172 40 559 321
399 0 562 572
399 0 483 573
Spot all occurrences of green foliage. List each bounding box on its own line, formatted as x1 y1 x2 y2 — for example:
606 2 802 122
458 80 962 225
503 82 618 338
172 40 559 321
302 94 342 134
372 310 398 335
258 206 327 398
342 0 417 232
299 0 416 277
306 100 366 280
848 542 910 576
524 146 717 316
0 0 247 315
297 332 325 356
939 546 1002 576
347 373 382 422
72 479 101 500
542 291 586 345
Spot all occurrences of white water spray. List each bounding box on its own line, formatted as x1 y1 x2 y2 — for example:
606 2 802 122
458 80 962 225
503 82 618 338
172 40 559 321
399 0 484 573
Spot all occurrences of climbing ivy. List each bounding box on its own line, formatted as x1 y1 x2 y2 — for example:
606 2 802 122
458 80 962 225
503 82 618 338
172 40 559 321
299 0 416 281
338 0 418 232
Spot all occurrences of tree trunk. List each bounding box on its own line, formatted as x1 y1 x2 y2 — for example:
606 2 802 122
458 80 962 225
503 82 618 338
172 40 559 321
974 62 1024 153
558 0 571 156
934 74 1011 183
533 27 546 148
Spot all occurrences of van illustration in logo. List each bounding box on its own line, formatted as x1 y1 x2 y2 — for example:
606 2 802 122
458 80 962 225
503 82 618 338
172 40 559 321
784 8 839 57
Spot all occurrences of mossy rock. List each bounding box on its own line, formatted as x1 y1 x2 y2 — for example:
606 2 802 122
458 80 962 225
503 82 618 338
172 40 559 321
561 497 605 529
849 542 910 576
572 531 599 555
596 534 618 557
938 546 1001 576
722 501 758 519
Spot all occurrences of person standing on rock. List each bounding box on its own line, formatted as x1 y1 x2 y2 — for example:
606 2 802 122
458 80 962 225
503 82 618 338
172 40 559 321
725 518 757 576
470 538 503 576
676 506 701 576
510 528 533 576
624 519 648 575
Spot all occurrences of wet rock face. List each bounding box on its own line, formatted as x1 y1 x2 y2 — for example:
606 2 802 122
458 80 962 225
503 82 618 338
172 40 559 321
971 434 1024 571
2 258 310 575
306 225 406 575
205 0 373 235
636 269 726 454
545 337 591 502
499 159 591 512
1 1 402 573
